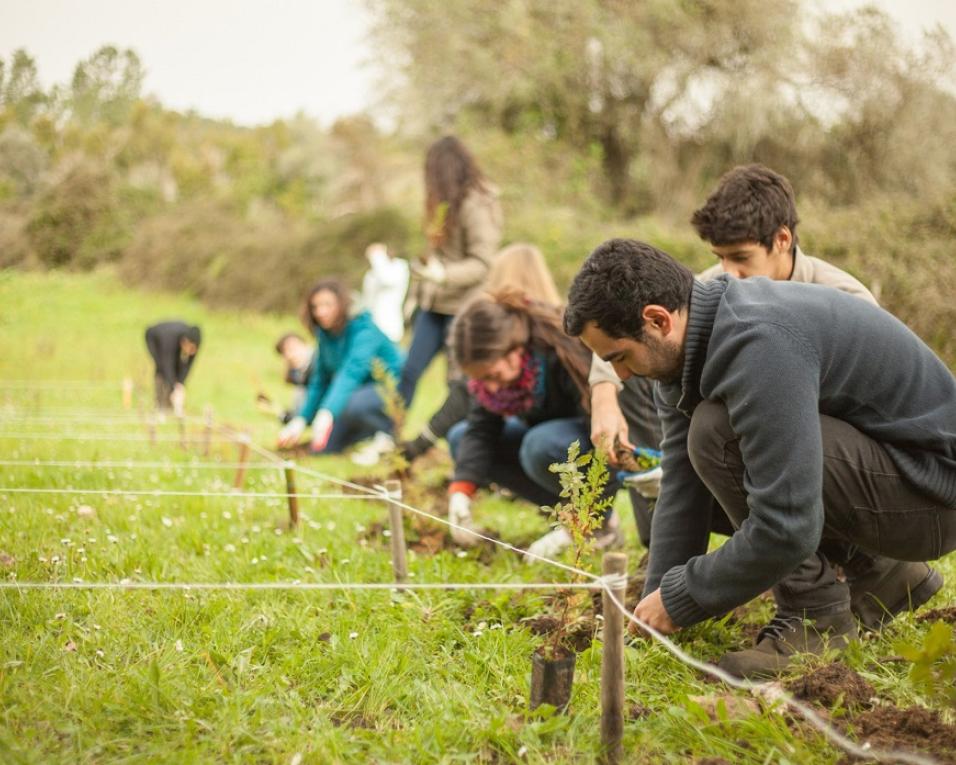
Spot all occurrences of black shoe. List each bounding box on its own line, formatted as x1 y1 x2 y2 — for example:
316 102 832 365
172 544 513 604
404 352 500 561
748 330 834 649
847 558 943 631
717 611 858 679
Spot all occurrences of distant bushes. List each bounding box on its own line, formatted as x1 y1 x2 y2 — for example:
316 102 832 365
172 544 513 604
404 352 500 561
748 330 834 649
119 202 419 313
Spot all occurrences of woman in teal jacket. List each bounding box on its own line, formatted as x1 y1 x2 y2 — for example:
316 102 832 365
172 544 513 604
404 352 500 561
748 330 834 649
277 278 403 453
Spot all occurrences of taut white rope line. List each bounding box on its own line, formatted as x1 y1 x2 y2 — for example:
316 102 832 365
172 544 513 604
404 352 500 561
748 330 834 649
0 581 601 592
600 585 940 765
0 432 238 443
0 381 123 390
0 459 280 470
0 415 204 426
0 487 378 501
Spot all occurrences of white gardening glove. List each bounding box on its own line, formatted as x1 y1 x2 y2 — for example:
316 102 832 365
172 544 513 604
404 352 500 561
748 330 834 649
309 409 335 452
448 491 479 547
278 416 307 448
411 255 447 285
525 526 573 563
170 384 186 417
622 466 663 499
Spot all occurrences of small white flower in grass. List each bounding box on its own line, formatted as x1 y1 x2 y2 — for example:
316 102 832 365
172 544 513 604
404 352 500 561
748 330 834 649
175 640 184 652
130 534 137 541
490 624 502 630
260 554 268 561
60 538 72 546
77 548 85 555
456 550 468 558
95 649 104 659
383 529 392 538
273 528 282 536
80 557 87 563
241 537 250 545
199 512 207 520
222 511 232 520
161 517 173 528
76 505 95 519
120 578 132 585
72 577 82 583
224 544 236 553
93 624 101 630
54 612 67 621
517 745 528 758
50 555 60 564
326 521 336 531
355 523 366 533
134 568 142 574
349 632 358 640
290 754 304 765
87 537 96 544
252 524 261 534
107 535 118 544
251 557 259 565
39 556 48 563
340 559 350 565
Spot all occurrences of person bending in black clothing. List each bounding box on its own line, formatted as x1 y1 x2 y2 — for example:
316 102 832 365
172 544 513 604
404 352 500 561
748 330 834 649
145 321 201 415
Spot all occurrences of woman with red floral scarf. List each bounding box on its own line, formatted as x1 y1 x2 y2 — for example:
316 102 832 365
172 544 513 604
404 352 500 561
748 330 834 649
445 291 622 558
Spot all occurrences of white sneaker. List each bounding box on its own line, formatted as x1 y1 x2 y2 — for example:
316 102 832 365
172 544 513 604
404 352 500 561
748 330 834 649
525 526 572 563
350 432 396 466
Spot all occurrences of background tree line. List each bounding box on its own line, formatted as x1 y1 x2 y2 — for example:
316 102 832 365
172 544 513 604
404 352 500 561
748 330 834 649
1 0 955 363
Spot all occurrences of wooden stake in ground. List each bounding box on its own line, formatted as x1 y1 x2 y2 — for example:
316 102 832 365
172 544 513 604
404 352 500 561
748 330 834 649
600 552 627 764
147 413 157 445
383 479 407 583
202 405 213 457
283 461 299 527
233 434 251 489
122 378 134 410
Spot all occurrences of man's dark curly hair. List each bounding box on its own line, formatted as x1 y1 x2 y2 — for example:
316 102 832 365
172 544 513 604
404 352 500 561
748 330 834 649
564 239 694 340
690 164 799 254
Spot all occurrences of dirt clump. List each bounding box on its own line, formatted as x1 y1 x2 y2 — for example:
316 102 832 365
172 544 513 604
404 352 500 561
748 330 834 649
917 605 956 624
785 662 875 710
837 705 956 764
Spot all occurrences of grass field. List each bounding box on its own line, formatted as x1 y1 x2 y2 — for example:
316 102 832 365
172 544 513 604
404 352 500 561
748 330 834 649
0 269 953 764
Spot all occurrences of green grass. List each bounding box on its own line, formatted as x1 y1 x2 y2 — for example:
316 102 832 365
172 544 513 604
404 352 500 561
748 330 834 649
0 269 953 764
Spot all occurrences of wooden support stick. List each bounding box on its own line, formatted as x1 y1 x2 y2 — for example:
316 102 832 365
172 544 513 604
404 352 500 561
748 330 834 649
233 435 251 489
600 552 628 764
147 413 157 445
122 377 134 410
284 461 299 527
383 479 407 583
202 405 213 457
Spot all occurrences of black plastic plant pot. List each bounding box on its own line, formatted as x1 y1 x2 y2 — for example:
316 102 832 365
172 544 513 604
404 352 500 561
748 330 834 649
529 650 576 713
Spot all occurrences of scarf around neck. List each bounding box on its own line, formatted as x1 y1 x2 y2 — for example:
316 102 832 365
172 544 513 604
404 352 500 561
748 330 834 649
468 349 542 417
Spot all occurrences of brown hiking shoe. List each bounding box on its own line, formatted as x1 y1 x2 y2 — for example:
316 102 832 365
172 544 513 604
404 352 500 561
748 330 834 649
848 559 943 631
717 611 858 679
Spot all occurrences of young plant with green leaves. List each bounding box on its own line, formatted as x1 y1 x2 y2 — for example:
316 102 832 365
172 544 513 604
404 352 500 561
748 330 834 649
542 440 613 659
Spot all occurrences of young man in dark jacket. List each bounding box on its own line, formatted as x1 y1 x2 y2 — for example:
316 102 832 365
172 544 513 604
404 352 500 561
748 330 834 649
565 238 956 677
145 321 202 415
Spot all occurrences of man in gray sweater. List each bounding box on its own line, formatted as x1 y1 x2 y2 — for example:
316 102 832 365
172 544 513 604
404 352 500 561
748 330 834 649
565 238 956 677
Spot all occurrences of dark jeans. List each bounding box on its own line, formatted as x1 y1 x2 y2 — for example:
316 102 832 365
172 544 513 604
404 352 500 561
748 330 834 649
688 400 956 617
398 310 454 407
448 416 620 514
154 373 173 410
324 384 392 454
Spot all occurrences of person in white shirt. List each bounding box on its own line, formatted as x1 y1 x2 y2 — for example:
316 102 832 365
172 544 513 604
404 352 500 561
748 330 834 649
361 243 409 343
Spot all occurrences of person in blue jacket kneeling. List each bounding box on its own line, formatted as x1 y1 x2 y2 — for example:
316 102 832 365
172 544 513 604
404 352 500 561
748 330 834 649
277 278 403 454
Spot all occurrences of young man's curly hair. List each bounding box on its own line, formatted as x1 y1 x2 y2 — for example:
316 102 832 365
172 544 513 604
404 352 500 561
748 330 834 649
691 164 799 254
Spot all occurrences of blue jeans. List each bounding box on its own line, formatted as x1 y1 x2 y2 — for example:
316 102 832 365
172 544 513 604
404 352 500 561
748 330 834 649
323 384 392 454
448 416 620 512
398 310 454 407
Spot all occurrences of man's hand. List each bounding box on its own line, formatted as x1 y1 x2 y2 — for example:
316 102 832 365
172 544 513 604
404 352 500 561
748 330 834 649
629 588 679 637
309 410 335 452
170 384 186 417
278 416 307 448
590 382 632 464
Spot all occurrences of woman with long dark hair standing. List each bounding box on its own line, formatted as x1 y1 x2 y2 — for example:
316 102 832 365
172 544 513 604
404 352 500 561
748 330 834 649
398 135 503 407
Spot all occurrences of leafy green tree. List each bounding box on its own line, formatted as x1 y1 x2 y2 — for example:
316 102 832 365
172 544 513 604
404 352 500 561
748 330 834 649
70 45 144 125
0 49 47 125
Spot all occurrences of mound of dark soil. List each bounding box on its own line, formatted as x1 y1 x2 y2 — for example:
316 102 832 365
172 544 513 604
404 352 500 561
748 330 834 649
917 606 956 624
838 705 956 764
785 663 875 709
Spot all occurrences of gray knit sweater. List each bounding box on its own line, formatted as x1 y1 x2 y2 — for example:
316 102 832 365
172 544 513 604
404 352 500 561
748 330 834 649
647 276 956 627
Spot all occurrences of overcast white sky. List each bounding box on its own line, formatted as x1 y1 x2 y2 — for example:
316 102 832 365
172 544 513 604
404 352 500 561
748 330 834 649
1 0 954 127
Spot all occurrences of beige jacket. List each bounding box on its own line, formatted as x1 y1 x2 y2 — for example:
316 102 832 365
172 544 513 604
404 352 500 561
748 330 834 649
413 186 503 316
589 247 877 389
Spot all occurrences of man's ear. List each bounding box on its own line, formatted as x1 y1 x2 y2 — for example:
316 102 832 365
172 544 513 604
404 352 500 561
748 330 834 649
774 226 793 255
641 304 673 336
